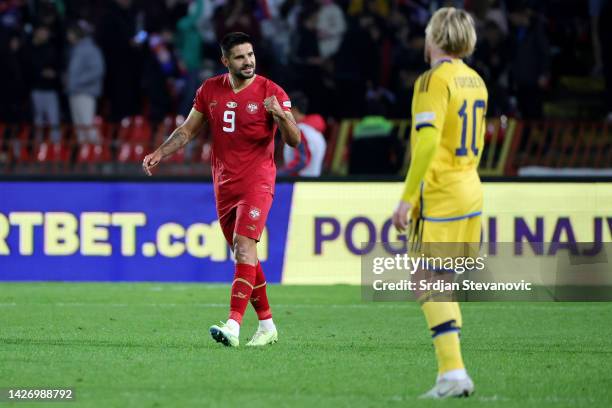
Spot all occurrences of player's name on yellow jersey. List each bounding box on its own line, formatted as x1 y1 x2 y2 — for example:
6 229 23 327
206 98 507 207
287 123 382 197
453 76 486 89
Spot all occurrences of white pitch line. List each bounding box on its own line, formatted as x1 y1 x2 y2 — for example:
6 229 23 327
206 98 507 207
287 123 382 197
0 303 608 311
0 302 412 309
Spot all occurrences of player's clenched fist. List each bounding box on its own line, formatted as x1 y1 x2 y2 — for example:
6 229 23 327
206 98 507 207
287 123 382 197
142 150 163 176
263 95 283 118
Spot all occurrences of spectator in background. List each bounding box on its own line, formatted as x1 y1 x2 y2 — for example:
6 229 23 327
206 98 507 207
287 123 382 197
595 0 612 121
400 0 430 34
473 18 510 116
279 92 327 177
195 0 221 53
142 29 179 123
590 0 605 76
483 0 509 36
97 0 141 121
390 15 427 118
214 0 261 45
66 20 105 143
29 24 62 142
34 0 65 56
176 0 205 116
0 28 29 124
141 0 189 35
355 0 386 86
316 0 346 59
332 15 367 118
260 0 295 69
508 3 550 119
289 5 330 115
387 0 430 116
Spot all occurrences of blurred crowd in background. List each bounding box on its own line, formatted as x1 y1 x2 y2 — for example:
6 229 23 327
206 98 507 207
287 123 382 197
0 0 610 140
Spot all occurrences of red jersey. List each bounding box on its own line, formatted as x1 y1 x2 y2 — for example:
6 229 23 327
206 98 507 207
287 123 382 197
193 74 291 199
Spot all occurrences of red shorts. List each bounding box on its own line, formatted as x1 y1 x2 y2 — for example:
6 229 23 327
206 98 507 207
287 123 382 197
217 192 273 245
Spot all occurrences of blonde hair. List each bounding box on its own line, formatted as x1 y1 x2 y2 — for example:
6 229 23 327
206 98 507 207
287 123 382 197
425 7 477 58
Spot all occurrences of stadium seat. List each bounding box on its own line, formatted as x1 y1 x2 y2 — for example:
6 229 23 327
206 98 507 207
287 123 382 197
152 114 185 144
132 142 148 162
185 141 211 176
117 117 133 141
153 117 172 145
95 116 117 143
74 141 112 174
9 125 33 173
76 142 94 163
131 115 152 142
35 141 50 162
117 141 133 163
200 142 211 163
92 143 112 163
33 141 71 174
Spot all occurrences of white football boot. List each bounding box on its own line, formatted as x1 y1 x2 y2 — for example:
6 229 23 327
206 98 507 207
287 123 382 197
209 321 239 347
245 328 278 347
419 376 474 399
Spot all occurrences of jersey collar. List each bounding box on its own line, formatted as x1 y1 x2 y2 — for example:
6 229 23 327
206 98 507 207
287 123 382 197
227 73 258 94
433 58 454 67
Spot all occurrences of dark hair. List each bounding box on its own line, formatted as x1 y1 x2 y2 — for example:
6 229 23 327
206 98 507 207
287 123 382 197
67 20 93 39
220 32 252 56
288 91 309 113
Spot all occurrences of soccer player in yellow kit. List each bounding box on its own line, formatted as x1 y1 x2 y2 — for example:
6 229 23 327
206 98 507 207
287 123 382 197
391 8 487 398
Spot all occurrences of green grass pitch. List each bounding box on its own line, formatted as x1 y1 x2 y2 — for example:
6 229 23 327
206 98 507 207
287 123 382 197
1 283 611 408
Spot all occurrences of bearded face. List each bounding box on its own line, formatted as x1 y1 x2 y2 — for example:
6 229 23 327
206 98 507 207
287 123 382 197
223 43 256 80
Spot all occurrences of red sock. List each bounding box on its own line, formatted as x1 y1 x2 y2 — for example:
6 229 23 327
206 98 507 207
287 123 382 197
250 261 272 320
228 263 256 324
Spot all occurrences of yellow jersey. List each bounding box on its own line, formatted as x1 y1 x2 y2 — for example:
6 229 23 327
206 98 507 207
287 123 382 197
411 59 488 221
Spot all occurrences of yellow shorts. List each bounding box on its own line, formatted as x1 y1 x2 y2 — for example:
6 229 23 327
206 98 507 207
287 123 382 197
420 215 482 243
410 215 482 260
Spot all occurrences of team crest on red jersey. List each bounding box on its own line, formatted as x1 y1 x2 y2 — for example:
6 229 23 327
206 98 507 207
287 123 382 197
249 207 261 220
246 102 259 114
209 100 217 112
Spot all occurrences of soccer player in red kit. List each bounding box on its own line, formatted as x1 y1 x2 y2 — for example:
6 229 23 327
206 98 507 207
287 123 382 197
142 32 300 347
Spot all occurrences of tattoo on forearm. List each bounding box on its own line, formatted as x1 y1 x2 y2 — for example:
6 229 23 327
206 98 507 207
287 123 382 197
278 113 300 146
159 128 190 157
